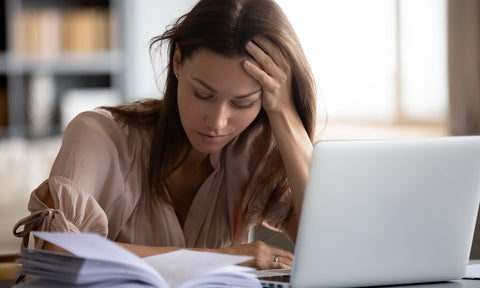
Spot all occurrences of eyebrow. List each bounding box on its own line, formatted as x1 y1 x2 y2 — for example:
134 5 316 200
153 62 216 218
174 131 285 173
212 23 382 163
192 77 261 99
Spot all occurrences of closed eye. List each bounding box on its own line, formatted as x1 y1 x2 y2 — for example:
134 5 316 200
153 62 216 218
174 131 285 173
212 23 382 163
194 92 213 100
232 98 260 109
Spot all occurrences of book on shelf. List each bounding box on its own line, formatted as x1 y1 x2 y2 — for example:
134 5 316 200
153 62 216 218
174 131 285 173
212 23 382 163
11 7 113 60
62 8 111 55
15 232 261 288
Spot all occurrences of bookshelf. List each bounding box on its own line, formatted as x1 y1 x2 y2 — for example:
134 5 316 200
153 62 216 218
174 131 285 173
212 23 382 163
0 0 127 139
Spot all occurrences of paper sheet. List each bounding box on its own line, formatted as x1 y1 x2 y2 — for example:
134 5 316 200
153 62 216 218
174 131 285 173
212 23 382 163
31 231 258 288
464 264 480 279
32 231 158 277
144 250 253 287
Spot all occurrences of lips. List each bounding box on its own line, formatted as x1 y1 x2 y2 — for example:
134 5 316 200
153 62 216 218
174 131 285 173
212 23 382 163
198 132 227 143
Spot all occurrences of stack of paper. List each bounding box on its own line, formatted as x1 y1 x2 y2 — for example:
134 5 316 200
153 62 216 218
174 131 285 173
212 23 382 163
464 264 480 280
15 232 261 288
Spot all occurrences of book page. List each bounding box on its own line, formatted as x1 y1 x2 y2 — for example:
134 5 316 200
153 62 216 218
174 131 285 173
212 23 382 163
31 232 258 287
144 250 253 288
32 231 162 283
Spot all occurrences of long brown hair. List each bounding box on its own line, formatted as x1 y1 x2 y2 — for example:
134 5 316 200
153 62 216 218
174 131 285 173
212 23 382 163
105 0 316 228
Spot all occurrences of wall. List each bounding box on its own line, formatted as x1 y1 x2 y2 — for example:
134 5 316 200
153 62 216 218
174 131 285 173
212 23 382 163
125 0 197 101
0 0 200 256
0 137 61 254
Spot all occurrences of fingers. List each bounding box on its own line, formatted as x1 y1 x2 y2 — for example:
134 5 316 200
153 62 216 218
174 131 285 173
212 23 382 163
243 58 275 90
247 36 289 74
216 240 294 270
246 240 294 270
245 44 286 86
269 246 294 269
243 36 293 113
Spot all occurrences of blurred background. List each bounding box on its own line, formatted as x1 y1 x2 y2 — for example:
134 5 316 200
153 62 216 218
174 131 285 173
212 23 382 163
0 0 479 257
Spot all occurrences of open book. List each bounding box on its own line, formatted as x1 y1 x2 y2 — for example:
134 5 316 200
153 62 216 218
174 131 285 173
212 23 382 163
15 232 261 288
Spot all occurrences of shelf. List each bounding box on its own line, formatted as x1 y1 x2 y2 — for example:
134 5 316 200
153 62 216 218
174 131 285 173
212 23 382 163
0 0 128 139
0 124 61 140
5 51 124 74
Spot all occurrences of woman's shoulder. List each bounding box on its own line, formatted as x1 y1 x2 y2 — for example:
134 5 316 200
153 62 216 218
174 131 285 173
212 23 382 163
67 100 161 137
64 109 125 141
67 109 118 129
53 106 149 199
59 109 140 162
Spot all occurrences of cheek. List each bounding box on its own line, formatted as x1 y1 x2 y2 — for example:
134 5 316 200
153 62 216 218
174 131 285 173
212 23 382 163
177 87 198 129
234 106 262 132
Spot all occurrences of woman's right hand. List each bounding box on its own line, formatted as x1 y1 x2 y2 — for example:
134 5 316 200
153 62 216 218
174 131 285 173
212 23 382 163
215 240 294 270
119 240 294 270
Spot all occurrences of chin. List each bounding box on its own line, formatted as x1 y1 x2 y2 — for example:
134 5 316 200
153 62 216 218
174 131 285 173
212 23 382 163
190 137 233 155
191 143 224 155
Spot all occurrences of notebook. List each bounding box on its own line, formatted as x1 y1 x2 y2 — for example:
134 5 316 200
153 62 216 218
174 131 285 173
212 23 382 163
259 136 480 288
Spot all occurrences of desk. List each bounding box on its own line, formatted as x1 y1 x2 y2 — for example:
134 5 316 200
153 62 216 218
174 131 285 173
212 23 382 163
0 261 19 288
3 266 480 288
397 280 480 288
4 279 478 288
0 280 14 288
394 261 480 288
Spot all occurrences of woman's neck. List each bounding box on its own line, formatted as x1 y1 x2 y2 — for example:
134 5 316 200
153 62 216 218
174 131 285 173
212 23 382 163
183 148 210 171
167 148 213 227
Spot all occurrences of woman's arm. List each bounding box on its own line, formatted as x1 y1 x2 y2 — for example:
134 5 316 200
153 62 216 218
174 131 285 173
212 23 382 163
244 37 313 242
266 108 312 241
118 240 293 270
116 243 180 257
37 189 293 269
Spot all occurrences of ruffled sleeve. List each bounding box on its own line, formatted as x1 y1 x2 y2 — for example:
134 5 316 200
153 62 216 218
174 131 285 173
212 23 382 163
13 110 133 248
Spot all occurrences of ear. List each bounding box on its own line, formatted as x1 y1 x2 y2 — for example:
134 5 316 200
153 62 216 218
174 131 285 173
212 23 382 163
173 43 181 77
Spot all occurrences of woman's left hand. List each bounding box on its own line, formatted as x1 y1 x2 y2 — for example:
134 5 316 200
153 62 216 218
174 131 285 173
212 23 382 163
215 240 294 270
244 37 313 243
243 37 294 114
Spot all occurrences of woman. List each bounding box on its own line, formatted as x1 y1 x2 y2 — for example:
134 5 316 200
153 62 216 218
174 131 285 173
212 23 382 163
13 0 316 270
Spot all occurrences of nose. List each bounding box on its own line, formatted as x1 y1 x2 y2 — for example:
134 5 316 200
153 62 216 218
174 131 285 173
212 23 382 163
205 102 229 132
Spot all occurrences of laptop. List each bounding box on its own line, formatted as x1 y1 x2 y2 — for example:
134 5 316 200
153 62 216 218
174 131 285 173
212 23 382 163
259 136 480 288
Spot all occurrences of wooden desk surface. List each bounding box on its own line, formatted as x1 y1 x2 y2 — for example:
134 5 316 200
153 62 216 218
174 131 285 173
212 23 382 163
0 262 21 280
2 260 480 287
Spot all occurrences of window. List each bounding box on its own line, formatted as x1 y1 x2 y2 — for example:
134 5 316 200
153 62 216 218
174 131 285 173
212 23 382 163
277 0 447 125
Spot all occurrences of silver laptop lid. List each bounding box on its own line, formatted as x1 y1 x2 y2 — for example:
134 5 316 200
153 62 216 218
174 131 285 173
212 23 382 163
292 136 480 288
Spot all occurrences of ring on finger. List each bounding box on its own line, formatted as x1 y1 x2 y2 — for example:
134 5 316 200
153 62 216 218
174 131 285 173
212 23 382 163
274 255 279 263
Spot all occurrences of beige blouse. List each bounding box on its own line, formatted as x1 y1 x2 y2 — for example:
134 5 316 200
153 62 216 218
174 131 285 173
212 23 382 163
14 109 292 249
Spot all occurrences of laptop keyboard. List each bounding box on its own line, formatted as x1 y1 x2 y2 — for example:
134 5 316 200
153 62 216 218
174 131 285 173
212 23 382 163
259 275 291 287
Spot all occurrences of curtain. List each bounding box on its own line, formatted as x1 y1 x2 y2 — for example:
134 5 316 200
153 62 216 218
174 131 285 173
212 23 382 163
449 0 480 259
448 0 480 136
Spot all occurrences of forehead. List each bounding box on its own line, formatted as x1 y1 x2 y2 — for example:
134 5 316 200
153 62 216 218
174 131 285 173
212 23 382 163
182 48 260 95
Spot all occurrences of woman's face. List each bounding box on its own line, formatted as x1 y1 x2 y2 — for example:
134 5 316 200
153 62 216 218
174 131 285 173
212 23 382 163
174 47 262 155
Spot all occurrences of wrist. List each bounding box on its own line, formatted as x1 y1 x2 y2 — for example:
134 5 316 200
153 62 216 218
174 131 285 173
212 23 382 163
266 102 302 133
265 100 297 120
